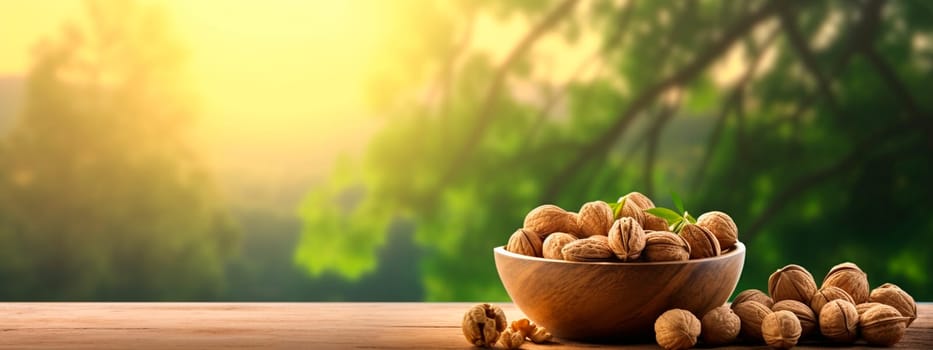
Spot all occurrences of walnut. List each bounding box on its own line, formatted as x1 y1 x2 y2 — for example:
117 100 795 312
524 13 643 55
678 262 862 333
768 264 818 304
870 283 917 327
621 191 655 209
821 262 870 304
679 223 721 259
761 310 802 349
523 204 579 237
607 217 646 261
810 286 854 317
509 318 552 344
528 326 553 344
643 214 670 231
462 303 507 347
617 197 647 227
654 309 701 350
506 228 543 257
542 232 577 260
732 289 774 309
859 304 909 346
818 299 858 343
700 305 740 346
497 328 524 349
856 302 885 316
733 301 772 342
577 201 614 237
561 236 614 262
772 300 817 337
642 231 690 262
696 211 738 250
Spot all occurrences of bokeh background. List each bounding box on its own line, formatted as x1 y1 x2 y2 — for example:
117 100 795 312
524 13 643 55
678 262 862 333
0 0 930 301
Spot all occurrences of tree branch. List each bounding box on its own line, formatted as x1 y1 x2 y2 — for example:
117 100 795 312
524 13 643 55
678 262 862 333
436 0 580 188
643 103 679 197
778 6 840 116
541 1 788 203
692 30 779 190
743 121 916 242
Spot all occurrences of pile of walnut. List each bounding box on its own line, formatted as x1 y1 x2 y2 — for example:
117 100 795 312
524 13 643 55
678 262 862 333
653 262 917 349
507 192 739 262
462 303 552 349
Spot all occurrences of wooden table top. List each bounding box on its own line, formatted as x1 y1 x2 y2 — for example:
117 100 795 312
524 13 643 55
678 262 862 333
0 302 929 349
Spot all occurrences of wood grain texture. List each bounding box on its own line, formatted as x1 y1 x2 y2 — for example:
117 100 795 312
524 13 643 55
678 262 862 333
0 302 930 349
495 244 745 340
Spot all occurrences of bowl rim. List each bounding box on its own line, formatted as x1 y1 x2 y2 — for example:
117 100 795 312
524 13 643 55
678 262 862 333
494 242 745 266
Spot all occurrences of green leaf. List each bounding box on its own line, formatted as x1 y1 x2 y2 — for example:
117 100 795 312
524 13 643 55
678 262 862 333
645 207 683 225
671 191 685 213
685 212 697 224
613 197 628 219
672 219 686 233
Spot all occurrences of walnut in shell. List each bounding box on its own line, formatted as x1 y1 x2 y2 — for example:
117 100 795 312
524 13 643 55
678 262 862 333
856 302 885 316
679 223 721 259
761 310 802 349
506 228 542 257
577 200 614 237
810 286 854 317
654 309 701 350
768 264 818 304
819 299 858 343
696 211 739 250
607 217 646 261
561 236 613 262
700 305 740 346
621 191 655 209
542 232 577 260
822 262 870 304
462 303 507 347
523 204 579 237
772 300 817 337
733 301 772 342
870 283 917 327
732 289 774 309
642 231 690 262
617 197 647 227
860 304 909 346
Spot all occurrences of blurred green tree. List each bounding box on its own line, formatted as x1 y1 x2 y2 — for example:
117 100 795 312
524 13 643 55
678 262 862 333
0 0 237 300
297 0 933 301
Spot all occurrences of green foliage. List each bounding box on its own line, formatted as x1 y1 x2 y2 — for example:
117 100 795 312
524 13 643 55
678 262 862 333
0 0 237 300
294 0 933 301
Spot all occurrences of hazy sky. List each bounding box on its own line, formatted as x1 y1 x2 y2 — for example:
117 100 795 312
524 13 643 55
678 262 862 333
0 0 597 208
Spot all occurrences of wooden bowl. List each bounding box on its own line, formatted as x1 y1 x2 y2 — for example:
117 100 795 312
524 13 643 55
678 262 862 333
494 243 745 342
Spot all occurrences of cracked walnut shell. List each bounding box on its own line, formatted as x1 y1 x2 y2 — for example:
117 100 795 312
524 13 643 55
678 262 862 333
768 264 818 304
819 299 858 343
506 228 542 257
762 310 801 349
462 303 507 347
577 200 614 237
654 309 700 350
542 232 577 260
607 217 646 261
